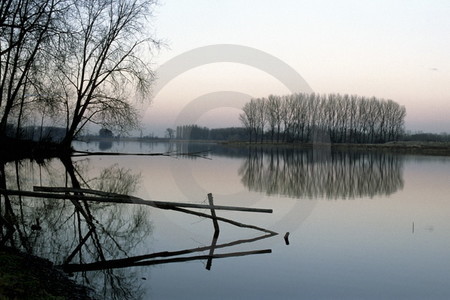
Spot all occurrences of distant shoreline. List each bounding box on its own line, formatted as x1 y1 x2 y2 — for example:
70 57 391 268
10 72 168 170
79 137 450 157
219 141 450 156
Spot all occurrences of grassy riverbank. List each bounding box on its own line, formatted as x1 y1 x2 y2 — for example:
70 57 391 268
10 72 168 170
220 141 450 156
330 141 450 156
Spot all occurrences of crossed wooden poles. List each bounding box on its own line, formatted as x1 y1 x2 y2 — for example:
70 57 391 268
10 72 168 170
1 187 278 271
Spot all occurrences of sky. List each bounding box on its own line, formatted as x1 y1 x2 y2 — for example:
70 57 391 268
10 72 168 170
141 0 450 136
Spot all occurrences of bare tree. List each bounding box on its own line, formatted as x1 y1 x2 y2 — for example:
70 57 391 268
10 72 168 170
265 95 277 142
255 98 266 143
240 92 406 144
0 0 66 137
51 0 160 147
239 99 258 143
265 95 283 142
281 94 296 142
165 128 174 139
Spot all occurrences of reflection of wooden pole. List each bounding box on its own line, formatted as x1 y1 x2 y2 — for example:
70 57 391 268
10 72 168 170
64 228 94 264
206 231 220 270
208 193 220 233
63 249 272 272
63 231 275 270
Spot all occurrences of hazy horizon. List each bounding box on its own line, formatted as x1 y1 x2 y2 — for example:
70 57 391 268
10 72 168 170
138 1 449 137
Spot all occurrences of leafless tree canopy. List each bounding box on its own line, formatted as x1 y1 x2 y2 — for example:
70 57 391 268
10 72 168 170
0 0 160 145
240 93 406 144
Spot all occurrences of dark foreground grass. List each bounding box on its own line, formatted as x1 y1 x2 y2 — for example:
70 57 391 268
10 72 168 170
0 248 92 300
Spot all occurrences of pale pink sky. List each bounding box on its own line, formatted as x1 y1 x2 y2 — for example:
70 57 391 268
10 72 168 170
141 0 450 136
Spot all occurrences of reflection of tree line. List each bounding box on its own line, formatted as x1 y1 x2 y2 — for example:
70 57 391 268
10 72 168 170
166 141 250 159
239 147 404 199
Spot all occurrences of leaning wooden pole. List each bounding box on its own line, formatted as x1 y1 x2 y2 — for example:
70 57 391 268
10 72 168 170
207 193 220 233
206 192 220 270
0 188 273 214
169 206 278 235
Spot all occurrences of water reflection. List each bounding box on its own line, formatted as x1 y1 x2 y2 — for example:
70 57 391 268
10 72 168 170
239 147 404 199
98 140 113 151
0 154 276 299
0 157 152 299
63 230 273 273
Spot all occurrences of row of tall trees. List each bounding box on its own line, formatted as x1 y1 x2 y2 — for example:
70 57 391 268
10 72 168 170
1 0 159 147
239 93 406 144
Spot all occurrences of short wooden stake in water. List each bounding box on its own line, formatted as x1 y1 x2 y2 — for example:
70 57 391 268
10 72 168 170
284 232 290 245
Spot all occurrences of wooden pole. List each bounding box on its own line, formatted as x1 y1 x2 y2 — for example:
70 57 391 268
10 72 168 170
206 193 220 270
63 231 274 269
64 228 94 265
0 188 273 214
207 193 220 233
169 206 278 235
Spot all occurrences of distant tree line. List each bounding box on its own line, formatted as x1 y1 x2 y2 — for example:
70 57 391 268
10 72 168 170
5 125 66 142
239 93 406 144
401 132 450 143
175 125 249 141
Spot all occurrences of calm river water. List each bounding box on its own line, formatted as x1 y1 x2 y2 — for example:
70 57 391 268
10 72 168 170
3 141 450 299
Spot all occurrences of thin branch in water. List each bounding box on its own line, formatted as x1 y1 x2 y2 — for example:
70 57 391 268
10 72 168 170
71 150 211 159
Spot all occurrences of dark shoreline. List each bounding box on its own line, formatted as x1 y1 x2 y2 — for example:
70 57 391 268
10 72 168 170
77 137 450 157
0 137 73 162
2 137 450 162
219 140 450 156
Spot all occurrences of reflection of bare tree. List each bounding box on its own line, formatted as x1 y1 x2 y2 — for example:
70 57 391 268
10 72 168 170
1 156 277 299
239 147 404 199
62 157 152 299
169 142 212 159
0 157 152 299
